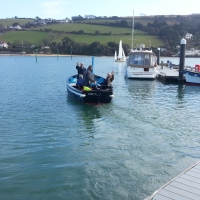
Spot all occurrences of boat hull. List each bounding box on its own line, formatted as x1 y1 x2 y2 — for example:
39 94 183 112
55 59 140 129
182 70 200 85
115 59 126 62
67 75 114 104
126 67 157 79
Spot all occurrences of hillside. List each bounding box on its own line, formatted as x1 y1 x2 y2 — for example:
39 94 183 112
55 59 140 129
0 18 34 26
0 15 200 56
0 18 163 45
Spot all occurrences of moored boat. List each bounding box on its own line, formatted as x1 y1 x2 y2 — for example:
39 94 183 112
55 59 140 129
182 64 200 85
125 10 158 79
125 44 158 79
67 75 114 104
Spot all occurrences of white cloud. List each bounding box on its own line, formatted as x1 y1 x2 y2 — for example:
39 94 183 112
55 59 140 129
40 0 69 18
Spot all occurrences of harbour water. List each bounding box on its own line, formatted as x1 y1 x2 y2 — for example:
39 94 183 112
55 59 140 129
0 55 200 200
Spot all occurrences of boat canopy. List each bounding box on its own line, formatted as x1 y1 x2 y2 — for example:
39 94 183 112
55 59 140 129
128 52 157 68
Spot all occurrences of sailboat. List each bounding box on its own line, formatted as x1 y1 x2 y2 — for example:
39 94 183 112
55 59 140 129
115 40 126 62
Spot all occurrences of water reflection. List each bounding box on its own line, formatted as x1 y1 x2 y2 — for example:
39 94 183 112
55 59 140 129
125 79 157 98
177 84 185 101
183 84 200 95
66 96 102 138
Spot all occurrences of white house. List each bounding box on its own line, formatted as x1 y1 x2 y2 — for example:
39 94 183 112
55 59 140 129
185 33 193 40
37 20 46 25
0 41 8 48
9 25 22 30
85 15 96 19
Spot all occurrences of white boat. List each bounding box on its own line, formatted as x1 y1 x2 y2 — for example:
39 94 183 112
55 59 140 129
125 11 158 79
182 65 200 85
125 44 158 79
115 40 126 62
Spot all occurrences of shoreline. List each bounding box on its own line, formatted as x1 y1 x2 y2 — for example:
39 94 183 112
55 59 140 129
2 53 199 58
0 54 112 57
0 53 77 57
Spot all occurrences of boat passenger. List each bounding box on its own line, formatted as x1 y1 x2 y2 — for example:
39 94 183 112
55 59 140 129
76 62 86 78
102 71 114 87
76 74 84 88
84 65 96 87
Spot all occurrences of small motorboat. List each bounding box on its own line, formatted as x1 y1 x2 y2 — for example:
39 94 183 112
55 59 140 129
67 75 114 104
182 64 200 85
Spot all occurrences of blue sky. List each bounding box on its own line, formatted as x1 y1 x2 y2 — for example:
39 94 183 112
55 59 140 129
0 0 199 19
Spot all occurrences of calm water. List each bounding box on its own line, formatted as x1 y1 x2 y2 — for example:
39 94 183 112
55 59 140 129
0 55 200 200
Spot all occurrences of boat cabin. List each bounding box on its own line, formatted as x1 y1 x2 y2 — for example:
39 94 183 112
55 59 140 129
128 51 157 69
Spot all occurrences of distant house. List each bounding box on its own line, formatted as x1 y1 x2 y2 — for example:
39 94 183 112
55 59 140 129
41 46 49 49
84 15 96 19
9 25 21 30
160 48 167 51
37 20 46 25
185 33 193 40
0 41 8 48
30 22 38 25
56 19 69 23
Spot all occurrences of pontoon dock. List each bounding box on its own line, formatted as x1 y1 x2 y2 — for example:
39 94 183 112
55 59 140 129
145 161 200 200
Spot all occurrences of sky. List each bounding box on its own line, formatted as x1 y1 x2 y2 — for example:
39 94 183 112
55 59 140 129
0 0 199 19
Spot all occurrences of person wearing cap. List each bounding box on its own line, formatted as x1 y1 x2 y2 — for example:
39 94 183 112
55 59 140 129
76 62 86 78
84 65 96 87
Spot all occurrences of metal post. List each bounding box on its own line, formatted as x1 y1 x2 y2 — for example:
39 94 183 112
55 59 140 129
70 46 73 60
178 38 186 83
35 48 38 62
92 56 94 73
161 61 163 69
132 10 134 50
149 39 151 48
57 49 59 60
157 47 160 65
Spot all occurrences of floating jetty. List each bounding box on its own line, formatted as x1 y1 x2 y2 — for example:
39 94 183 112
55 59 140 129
157 66 186 84
144 161 200 200
157 38 186 84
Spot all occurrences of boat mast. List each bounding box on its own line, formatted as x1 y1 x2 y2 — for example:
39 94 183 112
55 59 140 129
132 10 134 50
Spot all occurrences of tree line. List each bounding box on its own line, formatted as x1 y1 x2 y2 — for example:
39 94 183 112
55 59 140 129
77 15 200 53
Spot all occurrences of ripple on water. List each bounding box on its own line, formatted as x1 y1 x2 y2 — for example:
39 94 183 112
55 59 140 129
1 56 200 200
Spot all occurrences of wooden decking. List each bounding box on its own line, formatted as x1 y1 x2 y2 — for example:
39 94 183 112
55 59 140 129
145 161 200 200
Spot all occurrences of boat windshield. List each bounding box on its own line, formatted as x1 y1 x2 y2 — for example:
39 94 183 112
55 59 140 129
129 53 156 67
130 54 143 65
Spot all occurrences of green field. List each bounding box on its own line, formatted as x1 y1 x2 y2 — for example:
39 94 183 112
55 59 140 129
0 18 165 48
75 17 154 26
33 23 140 35
0 30 164 47
0 18 34 26
75 16 182 26
0 31 50 45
